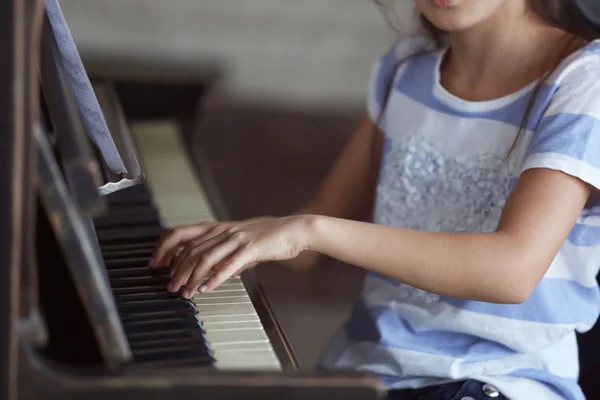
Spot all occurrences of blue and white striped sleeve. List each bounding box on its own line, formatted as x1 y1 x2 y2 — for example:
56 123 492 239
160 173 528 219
521 53 600 191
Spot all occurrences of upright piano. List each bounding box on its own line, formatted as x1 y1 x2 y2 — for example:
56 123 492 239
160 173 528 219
0 0 385 398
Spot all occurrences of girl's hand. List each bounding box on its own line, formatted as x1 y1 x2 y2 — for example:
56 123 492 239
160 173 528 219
151 216 313 298
149 217 274 268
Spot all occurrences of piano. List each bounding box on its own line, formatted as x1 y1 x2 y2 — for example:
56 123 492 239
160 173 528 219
0 0 385 398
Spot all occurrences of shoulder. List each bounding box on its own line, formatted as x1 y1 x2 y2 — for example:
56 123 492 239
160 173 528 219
548 39 600 94
522 40 600 192
538 39 600 123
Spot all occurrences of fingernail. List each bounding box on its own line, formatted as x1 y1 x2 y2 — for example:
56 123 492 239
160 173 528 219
169 268 175 277
199 285 207 293
182 289 190 298
167 283 177 292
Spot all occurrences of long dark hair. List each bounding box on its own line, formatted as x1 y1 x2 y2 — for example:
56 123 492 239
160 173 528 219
371 0 600 150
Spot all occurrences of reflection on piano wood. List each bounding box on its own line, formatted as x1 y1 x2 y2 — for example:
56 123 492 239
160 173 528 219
98 120 281 370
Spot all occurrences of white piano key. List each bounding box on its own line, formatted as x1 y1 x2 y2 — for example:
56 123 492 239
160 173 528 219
130 120 281 371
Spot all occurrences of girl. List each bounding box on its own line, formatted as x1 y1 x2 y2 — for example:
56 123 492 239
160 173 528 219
150 0 600 398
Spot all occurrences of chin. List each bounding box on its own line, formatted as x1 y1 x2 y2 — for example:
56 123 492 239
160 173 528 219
414 0 506 32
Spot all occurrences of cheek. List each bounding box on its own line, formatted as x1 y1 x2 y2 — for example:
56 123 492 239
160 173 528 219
415 0 507 32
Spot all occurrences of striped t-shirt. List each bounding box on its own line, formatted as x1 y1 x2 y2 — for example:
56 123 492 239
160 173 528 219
318 36 600 400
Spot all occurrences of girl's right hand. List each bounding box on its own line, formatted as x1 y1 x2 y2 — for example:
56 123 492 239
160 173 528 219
149 217 274 268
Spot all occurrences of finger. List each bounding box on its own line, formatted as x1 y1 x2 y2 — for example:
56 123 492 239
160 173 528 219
200 249 253 293
169 226 226 274
169 238 202 277
167 233 227 293
181 240 241 298
150 224 209 267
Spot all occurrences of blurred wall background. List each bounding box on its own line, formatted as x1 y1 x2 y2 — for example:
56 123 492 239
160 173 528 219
60 0 417 106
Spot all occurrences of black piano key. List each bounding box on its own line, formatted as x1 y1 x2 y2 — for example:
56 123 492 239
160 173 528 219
129 335 210 352
117 299 196 314
115 292 181 303
100 241 159 252
122 315 203 329
117 299 196 310
127 327 206 341
109 276 171 289
107 266 168 278
132 349 214 367
104 257 154 270
102 247 155 260
112 285 171 296
119 309 199 323
133 342 212 360
123 318 204 335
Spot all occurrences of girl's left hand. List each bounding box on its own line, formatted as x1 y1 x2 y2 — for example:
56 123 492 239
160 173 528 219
160 216 311 298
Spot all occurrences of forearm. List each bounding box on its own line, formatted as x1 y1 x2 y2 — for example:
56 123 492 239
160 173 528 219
304 215 541 303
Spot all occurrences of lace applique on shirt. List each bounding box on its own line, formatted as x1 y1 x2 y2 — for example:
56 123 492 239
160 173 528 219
375 134 512 233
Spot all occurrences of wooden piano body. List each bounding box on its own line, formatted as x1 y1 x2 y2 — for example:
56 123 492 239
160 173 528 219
0 0 385 398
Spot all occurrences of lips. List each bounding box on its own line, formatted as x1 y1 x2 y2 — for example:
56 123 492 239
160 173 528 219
431 0 455 8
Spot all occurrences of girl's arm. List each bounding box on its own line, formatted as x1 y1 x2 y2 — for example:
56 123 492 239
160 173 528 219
163 167 590 302
305 168 591 304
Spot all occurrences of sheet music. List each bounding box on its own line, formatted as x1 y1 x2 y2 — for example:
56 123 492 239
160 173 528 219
45 0 127 174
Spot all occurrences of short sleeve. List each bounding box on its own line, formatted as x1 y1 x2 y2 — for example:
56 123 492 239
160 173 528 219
366 35 435 123
521 48 600 191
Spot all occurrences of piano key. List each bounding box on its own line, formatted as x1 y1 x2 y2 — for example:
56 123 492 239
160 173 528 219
110 276 171 289
133 347 214 366
101 241 158 252
129 333 209 350
127 327 206 341
115 292 182 304
105 259 154 271
102 247 155 260
117 300 196 314
123 318 204 335
112 284 169 294
119 309 198 323
123 315 202 328
106 266 166 278
96 226 164 244
125 120 281 370
131 339 212 356
132 350 213 367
